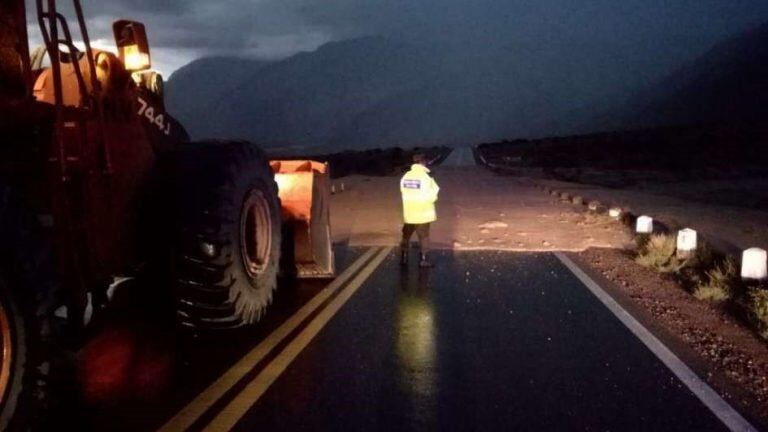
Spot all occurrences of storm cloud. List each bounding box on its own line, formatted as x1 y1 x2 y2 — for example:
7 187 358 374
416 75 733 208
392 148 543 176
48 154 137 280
26 0 768 76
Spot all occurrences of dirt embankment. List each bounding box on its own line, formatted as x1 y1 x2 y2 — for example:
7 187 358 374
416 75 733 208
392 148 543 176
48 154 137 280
474 121 768 252
476 121 768 210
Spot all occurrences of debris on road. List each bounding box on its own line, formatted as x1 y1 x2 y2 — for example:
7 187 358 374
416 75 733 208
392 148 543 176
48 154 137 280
331 167 629 251
479 221 509 229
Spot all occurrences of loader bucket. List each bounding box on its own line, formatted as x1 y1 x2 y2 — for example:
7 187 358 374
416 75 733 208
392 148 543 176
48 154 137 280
270 160 335 278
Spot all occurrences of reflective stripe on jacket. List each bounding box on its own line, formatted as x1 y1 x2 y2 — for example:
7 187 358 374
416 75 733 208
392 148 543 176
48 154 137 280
400 164 440 224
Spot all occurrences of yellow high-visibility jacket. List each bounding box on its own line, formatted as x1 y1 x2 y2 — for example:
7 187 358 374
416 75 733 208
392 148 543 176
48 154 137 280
400 164 440 224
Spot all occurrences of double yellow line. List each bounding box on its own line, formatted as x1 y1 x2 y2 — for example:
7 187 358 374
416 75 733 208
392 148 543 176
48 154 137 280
159 246 392 432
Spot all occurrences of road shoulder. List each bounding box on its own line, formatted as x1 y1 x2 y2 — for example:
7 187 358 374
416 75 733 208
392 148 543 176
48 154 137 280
562 251 767 431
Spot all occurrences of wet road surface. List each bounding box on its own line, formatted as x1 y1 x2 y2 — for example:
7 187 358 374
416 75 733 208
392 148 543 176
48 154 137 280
64 247 746 431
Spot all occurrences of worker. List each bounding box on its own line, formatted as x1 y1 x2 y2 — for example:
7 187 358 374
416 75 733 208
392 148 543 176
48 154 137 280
400 154 440 268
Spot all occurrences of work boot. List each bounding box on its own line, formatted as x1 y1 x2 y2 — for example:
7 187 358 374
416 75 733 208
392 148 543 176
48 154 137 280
400 248 409 266
418 254 433 268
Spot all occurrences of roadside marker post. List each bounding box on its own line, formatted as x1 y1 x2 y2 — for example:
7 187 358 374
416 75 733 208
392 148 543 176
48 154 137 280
636 215 653 234
741 248 768 281
676 228 697 259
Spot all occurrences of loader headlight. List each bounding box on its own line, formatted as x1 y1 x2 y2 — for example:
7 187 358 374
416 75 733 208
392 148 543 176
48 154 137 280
113 20 151 72
122 44 150 71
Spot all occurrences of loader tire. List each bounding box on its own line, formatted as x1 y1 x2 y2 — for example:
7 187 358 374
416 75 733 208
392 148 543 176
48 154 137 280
0 182 60 431
159 141 281 329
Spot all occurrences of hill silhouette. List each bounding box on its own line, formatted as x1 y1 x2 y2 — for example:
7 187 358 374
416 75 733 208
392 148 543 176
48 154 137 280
166 37 640 150
166 23 768 150
616 22 768 128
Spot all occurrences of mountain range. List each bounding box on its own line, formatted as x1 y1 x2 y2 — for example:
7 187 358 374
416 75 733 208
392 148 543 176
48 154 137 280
165 23 768 151
623 22 768 128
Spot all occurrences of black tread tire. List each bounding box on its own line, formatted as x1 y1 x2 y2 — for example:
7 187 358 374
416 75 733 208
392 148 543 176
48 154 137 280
0 182 60 431
157 141 281 329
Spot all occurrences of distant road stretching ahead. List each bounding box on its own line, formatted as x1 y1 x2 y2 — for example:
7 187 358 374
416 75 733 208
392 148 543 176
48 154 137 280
441 146 475 167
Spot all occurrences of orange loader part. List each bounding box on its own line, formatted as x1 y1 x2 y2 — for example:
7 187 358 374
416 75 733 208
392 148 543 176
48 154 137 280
269 160 334 278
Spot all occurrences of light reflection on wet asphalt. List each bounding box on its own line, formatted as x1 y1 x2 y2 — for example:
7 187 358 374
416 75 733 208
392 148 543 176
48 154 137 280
62 248 729 431
234 250 726 432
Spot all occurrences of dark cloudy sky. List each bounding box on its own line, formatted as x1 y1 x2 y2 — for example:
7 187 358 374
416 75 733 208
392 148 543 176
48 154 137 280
28 0 768 76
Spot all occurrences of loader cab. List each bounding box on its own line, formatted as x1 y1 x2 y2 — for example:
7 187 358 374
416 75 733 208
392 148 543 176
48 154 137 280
31 14 182 143
32 19 154 109
32 48 132 108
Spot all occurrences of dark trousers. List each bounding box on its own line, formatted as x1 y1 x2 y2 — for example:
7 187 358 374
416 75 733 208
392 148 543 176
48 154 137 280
401 223 430 255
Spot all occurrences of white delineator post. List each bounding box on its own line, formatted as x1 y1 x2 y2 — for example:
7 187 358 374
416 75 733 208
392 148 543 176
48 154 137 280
636 215 653 234
676 228 697 259
741 248 768 280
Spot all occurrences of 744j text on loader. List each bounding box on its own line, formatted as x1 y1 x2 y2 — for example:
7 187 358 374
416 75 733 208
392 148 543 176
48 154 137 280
0 0 335 428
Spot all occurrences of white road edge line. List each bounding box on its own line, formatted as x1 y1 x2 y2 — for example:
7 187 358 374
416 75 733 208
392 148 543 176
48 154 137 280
554 252 756 432
203 246 393 432
158 246 382 432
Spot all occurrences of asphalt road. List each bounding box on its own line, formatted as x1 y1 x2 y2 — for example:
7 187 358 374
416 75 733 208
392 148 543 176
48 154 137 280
442 146 475 167
60 247 752 431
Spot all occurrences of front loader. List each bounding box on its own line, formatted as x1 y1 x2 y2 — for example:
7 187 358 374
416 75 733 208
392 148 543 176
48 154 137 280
0 0 333 428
